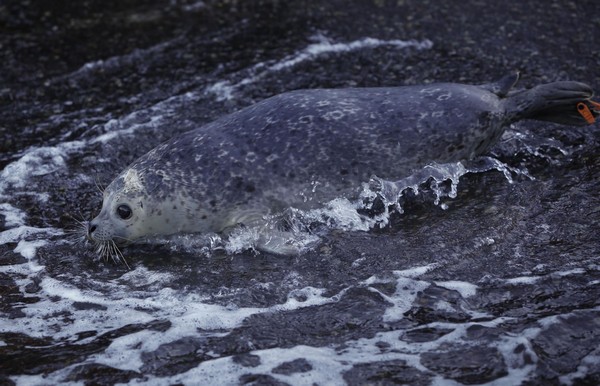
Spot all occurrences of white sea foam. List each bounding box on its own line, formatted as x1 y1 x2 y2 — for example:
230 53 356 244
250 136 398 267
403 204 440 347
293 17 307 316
554 268 587 277
0 144 80 194
126 315 544 386
90 91 200 144
504 267 589 286
435 280 478 298
0 226 63 248
362 266 437 323
506 275 542 285
393 263 440 279
4 251 594 385
0 203 27 227
61 35 184 81
207 35 433 101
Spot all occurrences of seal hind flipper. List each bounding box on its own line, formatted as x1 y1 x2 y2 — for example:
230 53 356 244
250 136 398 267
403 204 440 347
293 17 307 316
480 72 520 98
505 80 597 126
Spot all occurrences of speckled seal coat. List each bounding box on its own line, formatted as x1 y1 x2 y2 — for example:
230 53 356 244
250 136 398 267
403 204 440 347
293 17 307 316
88 73 597 252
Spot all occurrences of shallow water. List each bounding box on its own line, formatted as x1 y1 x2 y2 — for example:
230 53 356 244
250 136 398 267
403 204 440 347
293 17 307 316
1 1 600 385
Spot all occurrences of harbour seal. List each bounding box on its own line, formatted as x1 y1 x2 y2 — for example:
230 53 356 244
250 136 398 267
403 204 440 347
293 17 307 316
88 73 598 256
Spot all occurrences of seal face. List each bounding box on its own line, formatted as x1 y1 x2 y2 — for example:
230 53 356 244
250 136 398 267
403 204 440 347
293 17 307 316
88 73 597 255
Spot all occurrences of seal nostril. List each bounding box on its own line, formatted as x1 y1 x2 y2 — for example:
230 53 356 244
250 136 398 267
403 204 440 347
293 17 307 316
89 224 97 234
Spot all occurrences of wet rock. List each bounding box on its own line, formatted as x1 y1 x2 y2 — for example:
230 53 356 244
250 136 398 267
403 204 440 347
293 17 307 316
532 311 600 380
140 337 208 376
23 276 42 294
0 337 103 376
404 284 473 324
0 375 15 386
464 324 505 341
72 301 108 311
233 353 262 368
177 287 391 367
401 326 455 343
343 359 432 385
420 345 508 384
375 341 391 351
272 358 312 375
233 287 389 349
0 245 26 265
569 368 600 386
0 273 19 298
239 373 290 385
0 320 167 376
0 273 35 318
65 363 142 385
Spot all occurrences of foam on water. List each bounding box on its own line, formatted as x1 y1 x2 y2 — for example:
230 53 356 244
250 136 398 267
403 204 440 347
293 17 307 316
0 226 63 259
117 312 547 386
90 92 200 145
0 144 82 195
207 34 433 101
362 264 438 322
4 252 598 385
53 34 185 84
0 203 27 227
0 244 346 335
435 280 478 298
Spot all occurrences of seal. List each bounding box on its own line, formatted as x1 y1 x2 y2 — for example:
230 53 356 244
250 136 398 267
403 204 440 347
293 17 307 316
88 73 598 256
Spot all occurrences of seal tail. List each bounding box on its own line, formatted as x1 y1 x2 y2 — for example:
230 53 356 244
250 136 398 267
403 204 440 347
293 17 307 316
504 78 599 126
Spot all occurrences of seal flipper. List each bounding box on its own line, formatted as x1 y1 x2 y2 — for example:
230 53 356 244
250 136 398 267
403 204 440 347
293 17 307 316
505 80 598 126
480 72 520 98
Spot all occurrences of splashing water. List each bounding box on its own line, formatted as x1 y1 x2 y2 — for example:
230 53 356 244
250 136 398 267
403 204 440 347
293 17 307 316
175 156 532 256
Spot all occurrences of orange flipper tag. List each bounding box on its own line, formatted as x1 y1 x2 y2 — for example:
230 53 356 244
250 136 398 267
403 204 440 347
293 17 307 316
577 102 595 124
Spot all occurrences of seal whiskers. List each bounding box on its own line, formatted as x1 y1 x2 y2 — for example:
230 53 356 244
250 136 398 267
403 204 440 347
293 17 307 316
94 238 130 269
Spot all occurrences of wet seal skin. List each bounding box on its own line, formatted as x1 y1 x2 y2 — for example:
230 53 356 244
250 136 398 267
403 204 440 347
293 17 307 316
87 72 599 257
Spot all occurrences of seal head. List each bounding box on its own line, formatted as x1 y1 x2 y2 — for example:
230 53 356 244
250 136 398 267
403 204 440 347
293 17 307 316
89 166 212 247
88 169 151 245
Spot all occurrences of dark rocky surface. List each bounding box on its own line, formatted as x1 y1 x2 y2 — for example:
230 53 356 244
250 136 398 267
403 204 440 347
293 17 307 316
1 0 599 384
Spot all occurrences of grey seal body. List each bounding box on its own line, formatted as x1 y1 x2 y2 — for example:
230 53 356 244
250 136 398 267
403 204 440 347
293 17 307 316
88 73 598 254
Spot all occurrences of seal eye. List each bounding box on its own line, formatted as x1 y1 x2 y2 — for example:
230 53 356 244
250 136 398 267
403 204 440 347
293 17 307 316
116 204 132 220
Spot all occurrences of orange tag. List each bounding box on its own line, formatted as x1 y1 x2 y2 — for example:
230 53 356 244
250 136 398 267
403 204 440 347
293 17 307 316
577 102 595 124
